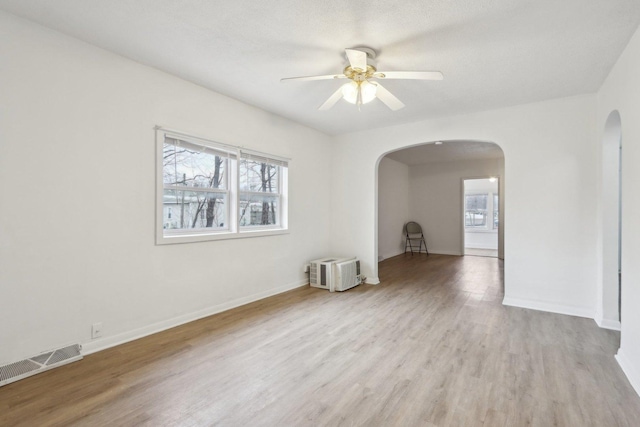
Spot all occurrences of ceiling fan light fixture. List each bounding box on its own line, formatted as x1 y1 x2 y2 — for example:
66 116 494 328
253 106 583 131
361 80 377 103
341 81 377 105
282 47 441 111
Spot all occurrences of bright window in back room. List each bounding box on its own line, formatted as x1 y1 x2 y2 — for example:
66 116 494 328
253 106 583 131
463 178 499 257
464 194 488 227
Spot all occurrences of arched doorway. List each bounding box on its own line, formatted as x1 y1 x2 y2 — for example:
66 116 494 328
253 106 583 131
600 110 622 329
375 139 505 267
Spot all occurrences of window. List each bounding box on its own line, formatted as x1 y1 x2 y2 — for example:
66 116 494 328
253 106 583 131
156 128 288 244
239 154 285 228
464 193 499 230
465 194 488 227
162 138 231 233
493 193 499 229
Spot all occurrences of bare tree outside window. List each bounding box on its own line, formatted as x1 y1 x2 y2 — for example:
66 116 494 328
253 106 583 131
239 158 279 227
162 139 228 230
157 130 288 243
465 194 488 227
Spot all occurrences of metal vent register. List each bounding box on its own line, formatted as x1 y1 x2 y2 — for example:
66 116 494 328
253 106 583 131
0 344 82 387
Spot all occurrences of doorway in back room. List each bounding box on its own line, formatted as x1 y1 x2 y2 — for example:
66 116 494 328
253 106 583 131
463 178 499 258
376 140 504 263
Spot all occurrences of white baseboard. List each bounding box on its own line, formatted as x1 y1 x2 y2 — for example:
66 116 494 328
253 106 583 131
616 348 640 397
82 279 309 356
366 276 380 285
430 250 463 256
379 250 404 261
464 245 498 250
502 296 595 319
378 250 458 259
595 317 621 331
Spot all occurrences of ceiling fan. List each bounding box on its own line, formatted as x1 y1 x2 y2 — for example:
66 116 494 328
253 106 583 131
281 47 443 111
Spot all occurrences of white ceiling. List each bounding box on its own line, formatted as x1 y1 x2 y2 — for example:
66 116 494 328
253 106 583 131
1 0 639 135
386 140 504 165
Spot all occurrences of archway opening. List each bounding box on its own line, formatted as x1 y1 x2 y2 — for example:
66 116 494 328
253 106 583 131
600 110 622 329
376 139 505 270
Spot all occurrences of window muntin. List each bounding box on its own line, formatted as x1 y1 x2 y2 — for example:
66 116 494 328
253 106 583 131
157 129 288 244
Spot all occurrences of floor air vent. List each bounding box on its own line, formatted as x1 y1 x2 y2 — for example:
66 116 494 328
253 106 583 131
0 344 82 387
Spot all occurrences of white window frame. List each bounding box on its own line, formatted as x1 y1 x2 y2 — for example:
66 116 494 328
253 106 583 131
156 127 289 245
464 192 498 233
162 152 231 235
492 193 499 230
238 151 287 231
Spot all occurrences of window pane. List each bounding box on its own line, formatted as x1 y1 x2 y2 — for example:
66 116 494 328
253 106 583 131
465 194 487 210
239 160 279 193
163 143 226 189
465 211 487 227
239 193 279 226
163 190 227 230
493 194 499 229
465 194 488 227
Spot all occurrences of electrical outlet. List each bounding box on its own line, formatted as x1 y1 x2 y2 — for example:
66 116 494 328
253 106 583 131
91 322 103 339
303 263 310 273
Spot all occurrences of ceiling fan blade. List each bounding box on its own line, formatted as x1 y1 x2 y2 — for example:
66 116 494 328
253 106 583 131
281 74 346 82
318 86 344 110
374 71 444 80
345 48 367 71
374 83 405 111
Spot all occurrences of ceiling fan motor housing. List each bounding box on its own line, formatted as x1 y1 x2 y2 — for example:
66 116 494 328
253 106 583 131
344 47 377 73
347 47 377 59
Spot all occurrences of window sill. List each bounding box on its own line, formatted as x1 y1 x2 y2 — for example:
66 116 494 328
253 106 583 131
157 228 289 245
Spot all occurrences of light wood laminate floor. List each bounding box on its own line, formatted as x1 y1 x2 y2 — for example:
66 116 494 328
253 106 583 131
1 254 639 426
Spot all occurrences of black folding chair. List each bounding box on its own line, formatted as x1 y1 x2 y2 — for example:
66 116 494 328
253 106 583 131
404 221 429 255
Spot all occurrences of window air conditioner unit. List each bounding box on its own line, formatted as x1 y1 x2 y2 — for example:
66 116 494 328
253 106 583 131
309 257 362 292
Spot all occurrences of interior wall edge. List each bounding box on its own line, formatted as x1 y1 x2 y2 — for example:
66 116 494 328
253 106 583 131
596 317 622 331
616 348 640 397
365 277 381 285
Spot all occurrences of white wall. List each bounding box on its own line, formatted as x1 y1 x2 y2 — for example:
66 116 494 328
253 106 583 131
597 24 640 395
465 232 498 251
0 12 334 364
332 94 597 317
377 157 410 260
408 159 503 256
